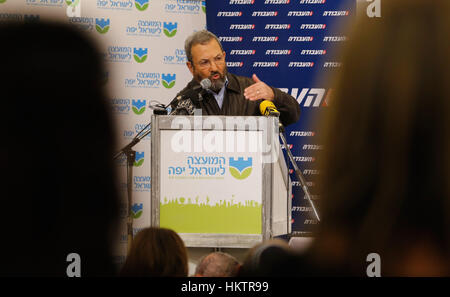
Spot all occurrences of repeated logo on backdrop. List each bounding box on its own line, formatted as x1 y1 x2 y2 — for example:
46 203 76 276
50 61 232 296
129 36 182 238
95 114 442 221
135 0 149 11
69 17 111 34
97 0 149 11
163 22 178 37
25 0 65 7
165 0 205 15
133 48 148 63
95 18 110 34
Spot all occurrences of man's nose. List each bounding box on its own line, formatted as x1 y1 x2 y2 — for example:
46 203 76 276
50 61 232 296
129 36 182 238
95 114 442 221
210 60 219 72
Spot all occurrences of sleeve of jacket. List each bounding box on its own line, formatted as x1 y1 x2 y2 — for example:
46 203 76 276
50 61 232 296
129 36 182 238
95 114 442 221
271 87 301 127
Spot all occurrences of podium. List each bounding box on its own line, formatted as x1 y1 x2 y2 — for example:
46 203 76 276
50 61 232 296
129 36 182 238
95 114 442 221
150 115 291 248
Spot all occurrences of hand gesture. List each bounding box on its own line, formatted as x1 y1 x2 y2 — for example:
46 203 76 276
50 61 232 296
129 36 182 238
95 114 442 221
243 74 275 101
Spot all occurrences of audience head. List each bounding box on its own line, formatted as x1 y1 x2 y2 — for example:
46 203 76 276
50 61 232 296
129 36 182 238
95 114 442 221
313 0 450 276
120 227 188 277
195 252 241 277
239 239 294 277
1 21 119 276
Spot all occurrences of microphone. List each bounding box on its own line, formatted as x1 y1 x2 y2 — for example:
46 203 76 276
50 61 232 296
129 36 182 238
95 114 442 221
169 78 211 107
169 78 211 115
259 100 280 117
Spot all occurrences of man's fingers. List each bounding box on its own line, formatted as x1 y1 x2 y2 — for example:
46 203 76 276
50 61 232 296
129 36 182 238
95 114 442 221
244 84 260 100
252 73 261 83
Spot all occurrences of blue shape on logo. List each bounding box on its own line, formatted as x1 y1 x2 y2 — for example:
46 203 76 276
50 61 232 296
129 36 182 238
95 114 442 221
229 157 252 173
135 152 145 162
163 22 177 33
131 203 144 214
135 0 149 6
132 99 146 110
133 48 148 59
162 73 176 84
95 18 110 29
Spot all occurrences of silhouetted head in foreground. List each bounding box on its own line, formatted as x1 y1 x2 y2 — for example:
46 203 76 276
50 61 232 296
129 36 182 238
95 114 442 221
1 21 119 276
311 0 450 276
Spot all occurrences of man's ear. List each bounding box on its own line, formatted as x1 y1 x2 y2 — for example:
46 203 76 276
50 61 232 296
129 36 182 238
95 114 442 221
186 61 194 75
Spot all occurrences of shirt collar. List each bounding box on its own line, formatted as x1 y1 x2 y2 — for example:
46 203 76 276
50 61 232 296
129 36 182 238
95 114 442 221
224 73 240 94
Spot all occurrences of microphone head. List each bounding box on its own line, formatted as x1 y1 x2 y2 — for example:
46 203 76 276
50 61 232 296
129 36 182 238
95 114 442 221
259 100 280 116
200 78 212 90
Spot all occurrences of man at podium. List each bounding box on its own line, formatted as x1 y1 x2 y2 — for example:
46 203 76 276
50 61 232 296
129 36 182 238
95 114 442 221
173 30 301 127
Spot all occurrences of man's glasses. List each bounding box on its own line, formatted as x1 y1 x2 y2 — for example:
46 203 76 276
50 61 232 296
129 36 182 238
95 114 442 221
195 54 225 69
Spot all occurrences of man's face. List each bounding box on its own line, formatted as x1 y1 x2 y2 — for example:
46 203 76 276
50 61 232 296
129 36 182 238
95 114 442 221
187 39 227 93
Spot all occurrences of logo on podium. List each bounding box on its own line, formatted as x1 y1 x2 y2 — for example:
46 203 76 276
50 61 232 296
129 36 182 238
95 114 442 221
229 157 252 180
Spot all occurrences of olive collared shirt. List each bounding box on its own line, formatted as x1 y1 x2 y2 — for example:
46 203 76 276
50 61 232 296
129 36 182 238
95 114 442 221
174 72 301 127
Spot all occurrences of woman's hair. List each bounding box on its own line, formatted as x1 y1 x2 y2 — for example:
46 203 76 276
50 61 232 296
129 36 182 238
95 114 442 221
312 0 450 275
120 227 189 277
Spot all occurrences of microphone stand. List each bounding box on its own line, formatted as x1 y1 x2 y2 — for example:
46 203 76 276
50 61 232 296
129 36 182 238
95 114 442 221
113 108 166 253
278 122 320 222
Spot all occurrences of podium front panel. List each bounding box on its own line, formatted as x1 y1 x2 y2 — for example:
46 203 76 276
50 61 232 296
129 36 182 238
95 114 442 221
151 115 286 248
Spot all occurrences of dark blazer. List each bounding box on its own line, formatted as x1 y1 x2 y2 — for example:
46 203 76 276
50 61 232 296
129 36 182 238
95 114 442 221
174 72 301 127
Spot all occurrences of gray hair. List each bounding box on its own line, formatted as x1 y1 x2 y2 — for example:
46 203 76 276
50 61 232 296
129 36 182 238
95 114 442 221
184 29 224 63
195 252 241 277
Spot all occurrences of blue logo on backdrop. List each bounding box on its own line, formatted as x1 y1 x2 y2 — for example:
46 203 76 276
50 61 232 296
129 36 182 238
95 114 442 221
125 72 161 89
135 0 149 11
134 0 148 11
122 123 151 140
131 203 144 219
133 48 148 63
163 22 178 37
0 13 40 22
134 176 151 192
111 98 131 114
161 73 176 89
97 0 133 10
95 18 110 34
165 0 201 14
163 48 187 65
26 0 64 7
132 99 147 115
126 20 162 37
68 17 95 32
134 152 145 167
105 46 132 63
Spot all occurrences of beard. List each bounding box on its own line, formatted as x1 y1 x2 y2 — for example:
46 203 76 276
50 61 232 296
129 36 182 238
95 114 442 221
195 67 228 93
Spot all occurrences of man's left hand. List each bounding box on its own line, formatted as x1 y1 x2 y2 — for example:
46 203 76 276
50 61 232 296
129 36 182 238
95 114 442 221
244 74 275 101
